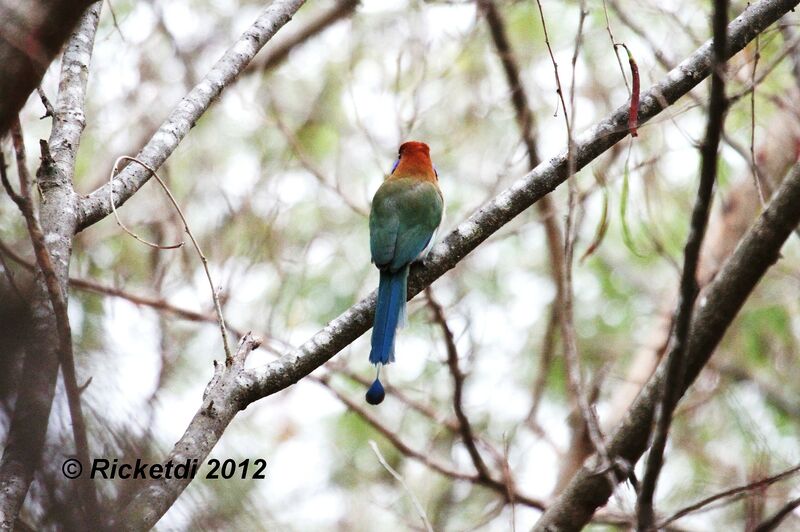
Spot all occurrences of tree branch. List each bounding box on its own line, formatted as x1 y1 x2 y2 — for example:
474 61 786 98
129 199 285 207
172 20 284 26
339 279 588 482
113 0 798 526
636 0 729 528
754 495 800 531
76 0 307 231
0 0 95 136
424 288 491 481
660 462 800 528
314 373 548 511
247 0 358 73
533 160 800 529
0 3 101 527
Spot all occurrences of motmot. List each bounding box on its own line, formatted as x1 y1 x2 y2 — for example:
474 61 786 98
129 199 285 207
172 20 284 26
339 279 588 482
366 141 444 405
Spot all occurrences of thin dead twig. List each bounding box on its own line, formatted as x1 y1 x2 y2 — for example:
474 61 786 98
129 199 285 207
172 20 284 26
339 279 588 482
107 156 233 363
424 288 491 481
601 0 631 93
314 374 549 511
659 462 800 527
2 123 99 522
636 0 729 527
754 495 800 531
368 441 434 532
479 0 566 425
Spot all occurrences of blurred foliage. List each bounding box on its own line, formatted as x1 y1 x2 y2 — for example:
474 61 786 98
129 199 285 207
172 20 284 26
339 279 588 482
1 0 799 530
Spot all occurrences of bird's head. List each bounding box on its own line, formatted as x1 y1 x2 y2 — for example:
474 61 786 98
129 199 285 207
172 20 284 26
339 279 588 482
398 141 430 157
391 141 437 181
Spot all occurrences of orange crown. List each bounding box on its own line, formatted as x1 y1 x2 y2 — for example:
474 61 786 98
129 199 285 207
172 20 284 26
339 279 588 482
392 141 437 182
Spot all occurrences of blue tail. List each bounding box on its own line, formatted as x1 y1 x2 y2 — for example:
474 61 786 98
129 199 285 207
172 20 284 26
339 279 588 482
369 267 408 365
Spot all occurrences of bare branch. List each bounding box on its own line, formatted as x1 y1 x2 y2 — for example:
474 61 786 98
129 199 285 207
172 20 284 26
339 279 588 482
636 0 729 528
0 0 96 135
754 495 800 532
107 156 233 362
76 0 308 230
368 441 433 532
0 4 101 527
248 0 358 73
534 160 800 529
659 462 800 527
6 121 98 525
424 288 491 481
314 375 548 511
110 0 798 526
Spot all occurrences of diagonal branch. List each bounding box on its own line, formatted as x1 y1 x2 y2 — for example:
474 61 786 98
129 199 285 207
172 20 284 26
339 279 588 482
240 0 797 403
533 160 800 529
0 0 96 136
660 462 800 528
0 3 101 528
314 374 549 511
424 288 491 481
3 123 99 525
76 0 307 231
116 0 798 526
636 0 729 528
247 0 358 73
754 495 800 531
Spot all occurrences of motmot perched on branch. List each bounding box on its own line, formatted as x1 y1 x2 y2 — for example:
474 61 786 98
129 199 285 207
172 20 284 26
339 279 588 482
366 141 444 405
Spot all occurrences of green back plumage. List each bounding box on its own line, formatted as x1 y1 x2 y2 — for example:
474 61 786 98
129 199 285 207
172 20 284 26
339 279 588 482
370 177 443 272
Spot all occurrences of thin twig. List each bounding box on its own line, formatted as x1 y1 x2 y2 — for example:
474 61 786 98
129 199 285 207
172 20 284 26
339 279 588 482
36 87 54 119
314 374 548 510
314 375 479 482
252 0 358 72
749 35 766 204
424 288 491 481
4 122 99 520
108 156 233 363
534 0 570 128
558 0 616 493
636 0 729 528
602 0 630 93
754 495 800 531
479 0 566 422
659 462 800 527
269 101 367 216
368 440 434 532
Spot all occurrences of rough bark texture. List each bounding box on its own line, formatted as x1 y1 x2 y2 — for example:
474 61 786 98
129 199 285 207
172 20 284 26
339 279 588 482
0 0 95 136
1 0 307 528
533 162 800 530
76 0 307 230
0 4 98 528
239 0 799 401
114 0 799 528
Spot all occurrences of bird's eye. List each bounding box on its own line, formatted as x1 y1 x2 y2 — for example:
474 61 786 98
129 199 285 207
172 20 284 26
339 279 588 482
390 158 400 174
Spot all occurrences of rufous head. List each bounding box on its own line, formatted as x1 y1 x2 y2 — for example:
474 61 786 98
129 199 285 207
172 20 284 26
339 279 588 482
398 141 430 157
391 141 437 182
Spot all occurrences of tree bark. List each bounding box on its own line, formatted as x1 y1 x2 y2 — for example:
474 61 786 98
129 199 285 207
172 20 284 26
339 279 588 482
0 0 96 136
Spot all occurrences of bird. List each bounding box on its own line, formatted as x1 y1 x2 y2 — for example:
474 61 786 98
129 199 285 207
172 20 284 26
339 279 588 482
366 141 444 405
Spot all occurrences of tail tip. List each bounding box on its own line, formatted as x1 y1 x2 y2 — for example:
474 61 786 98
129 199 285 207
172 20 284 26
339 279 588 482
365 378 385 405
